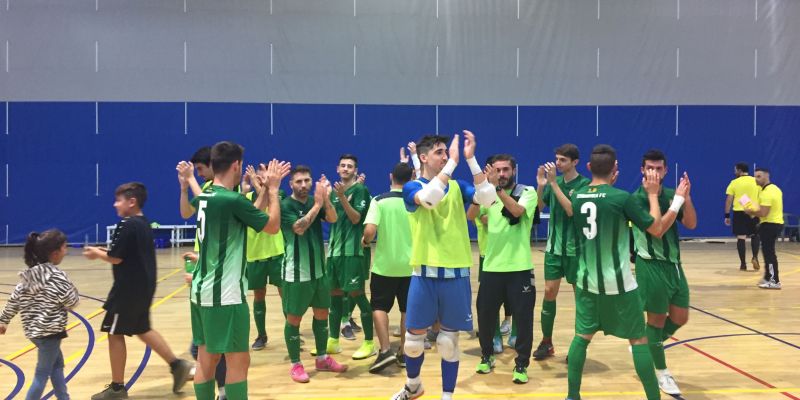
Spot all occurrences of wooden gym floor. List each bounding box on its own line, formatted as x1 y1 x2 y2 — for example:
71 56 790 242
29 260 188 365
1 241 799 400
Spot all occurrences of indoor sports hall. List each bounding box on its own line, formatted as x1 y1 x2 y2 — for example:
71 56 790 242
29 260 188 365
1 1 798 399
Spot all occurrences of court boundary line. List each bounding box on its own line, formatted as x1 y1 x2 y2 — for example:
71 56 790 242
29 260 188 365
691 305 800 350
0 358 24 400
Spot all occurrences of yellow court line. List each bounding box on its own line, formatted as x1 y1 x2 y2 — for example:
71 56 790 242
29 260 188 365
294 387 800 400
3 267 183 360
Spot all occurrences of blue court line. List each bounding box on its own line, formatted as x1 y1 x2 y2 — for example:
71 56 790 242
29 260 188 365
690 305 800 350
0 358 25 400
125 346 153 391
665 332 800 350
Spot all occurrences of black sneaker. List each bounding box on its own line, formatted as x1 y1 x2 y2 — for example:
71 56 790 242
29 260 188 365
91 384 128 399
350 317 363 332
396 353 406 368
369 349 398 373
170 359 192 393
740 265 747 271
532 340 554 360
341 324 356 340
251 335 268 351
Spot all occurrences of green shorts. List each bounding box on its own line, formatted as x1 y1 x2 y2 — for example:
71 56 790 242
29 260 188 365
635 257 690 314
246 255 284 290
282 278 331 317
574 287 646 339
190 302 250 354
544 252 579 284
328 256 368 292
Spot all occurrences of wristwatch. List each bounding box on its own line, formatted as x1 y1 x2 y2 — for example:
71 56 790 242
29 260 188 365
495 186 503 192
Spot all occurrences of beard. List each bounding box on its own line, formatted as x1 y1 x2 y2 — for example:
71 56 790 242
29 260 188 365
498 175 515 189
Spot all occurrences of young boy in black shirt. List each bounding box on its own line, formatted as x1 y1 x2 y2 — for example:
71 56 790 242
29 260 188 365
84 182 191 399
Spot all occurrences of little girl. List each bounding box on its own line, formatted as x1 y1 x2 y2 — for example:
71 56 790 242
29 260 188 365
0 229 79 400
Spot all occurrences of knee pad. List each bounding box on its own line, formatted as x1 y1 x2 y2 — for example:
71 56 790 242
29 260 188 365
404 332 425 358
436 329 460 362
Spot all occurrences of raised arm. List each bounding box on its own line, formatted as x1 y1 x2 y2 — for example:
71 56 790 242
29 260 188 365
463 130 496 208
544 162 575 217
177 161 197 219
642 170 664 237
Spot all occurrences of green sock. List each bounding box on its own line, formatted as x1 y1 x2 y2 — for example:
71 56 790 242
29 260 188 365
253 300 266 338
193 380 215 400
510 319 517 337
632 343 661 400
567 336 590 400
343 295 357 323
225 380 248 400
312 318 328 355
541 299 556 339
646 324 667 370
329 295 343 339
662 317 682 341
354 294 373 340
284 322 301 363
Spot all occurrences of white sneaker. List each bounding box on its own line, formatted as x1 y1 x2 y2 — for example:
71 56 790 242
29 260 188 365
758 281 782 289
499 319 512 336
390 383 425 400
656 369 681 395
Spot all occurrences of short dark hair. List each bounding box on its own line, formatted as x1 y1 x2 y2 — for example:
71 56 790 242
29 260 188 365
735 162 749 173
24 229 67 267
416 135 449 157
339 154 358 168
392 162 413 185
191 146 211 166
554 143 580 161
755 167 770 174
642 149 667 167
290 165 312 179
115 182 148 208
589 144 617 177
210 141 244 174
490 153 517 169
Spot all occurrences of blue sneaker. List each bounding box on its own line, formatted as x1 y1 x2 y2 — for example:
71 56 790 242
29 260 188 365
493 335 503 354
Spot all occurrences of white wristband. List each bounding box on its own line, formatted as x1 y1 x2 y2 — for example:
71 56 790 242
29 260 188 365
466 157 482 175
669 195 685 214
442 158 457 177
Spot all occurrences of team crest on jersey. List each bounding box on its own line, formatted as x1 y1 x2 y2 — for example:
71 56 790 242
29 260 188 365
588 187 598 193
569 189 575 197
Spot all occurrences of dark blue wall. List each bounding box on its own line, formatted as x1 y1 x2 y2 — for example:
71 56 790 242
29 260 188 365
2 102 797 244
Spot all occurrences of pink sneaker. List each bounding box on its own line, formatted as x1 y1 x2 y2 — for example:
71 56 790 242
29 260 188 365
290 363 310 383
315 356 348 373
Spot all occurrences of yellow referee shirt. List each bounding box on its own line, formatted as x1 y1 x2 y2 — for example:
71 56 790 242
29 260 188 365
726 175 761 211
759 184 784 224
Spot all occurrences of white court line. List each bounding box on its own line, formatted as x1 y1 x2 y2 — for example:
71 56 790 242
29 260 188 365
95 41 98 72
184 102 188 135
270 103 274 136
515 106 519 137
753 106 757 137
754 0 758 21
95 102 99 134
5 40 8 72
184 0 187 13
270 43 273 75
677 0 680 20
516 47 520 78
436 0 439 19
95 164 99 196
353 104 357 136
675 105 679 136
183 41 187 73
676 48 680 78
5 102 8 135
95 0 98 11
270 0 272 15
5 164 8 197
353 0 356 17
517 0 520 20
597 0 600 20
353 45 357 77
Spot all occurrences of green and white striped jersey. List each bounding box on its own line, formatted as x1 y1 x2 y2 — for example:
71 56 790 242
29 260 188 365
571 184 654 295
